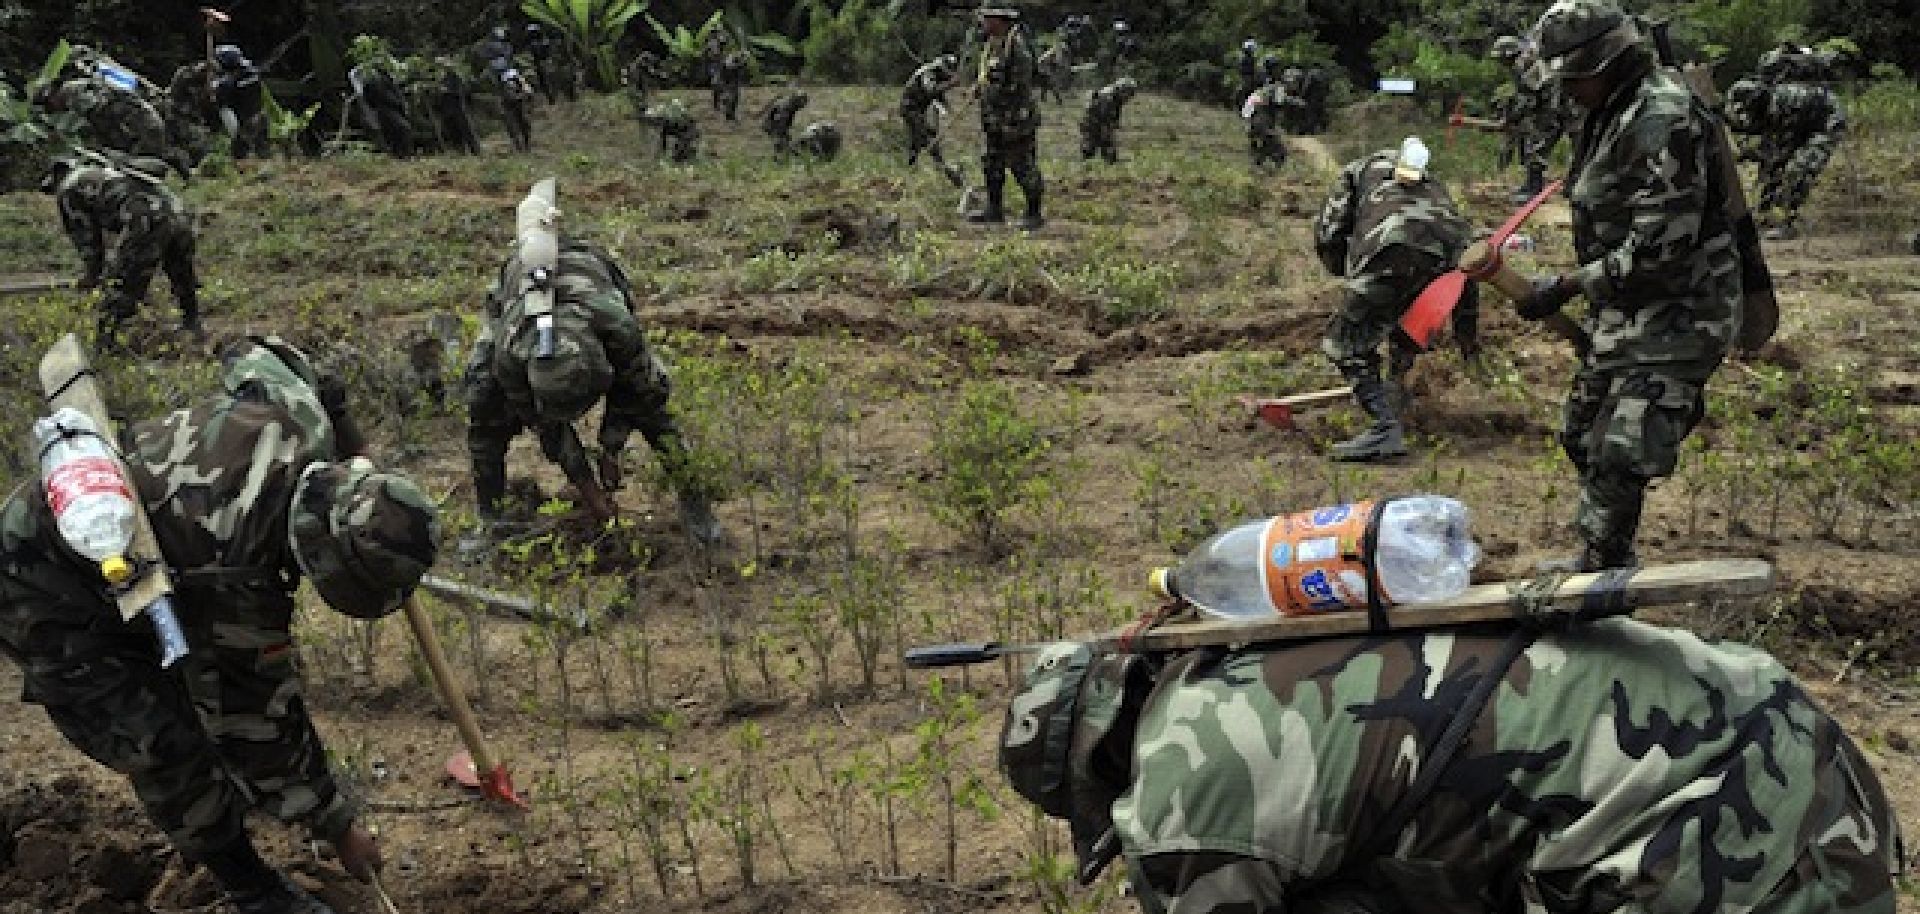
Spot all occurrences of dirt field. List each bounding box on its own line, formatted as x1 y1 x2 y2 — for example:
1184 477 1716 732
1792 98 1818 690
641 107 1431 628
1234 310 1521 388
1 83 1917 913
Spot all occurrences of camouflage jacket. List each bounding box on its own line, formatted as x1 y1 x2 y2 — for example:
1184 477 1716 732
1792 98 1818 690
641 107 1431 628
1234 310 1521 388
477 242 669 451
1495 68 1569 137
764 93 808 138
1114 619 1902 914
1084 83 1131 127
1729 83 1846 149
1313 150 1470 279
53 77 169 157
977 27 1040 136
1565 64 1737 374
902 60 955 112
56 162 190 273
1245 84 1287 133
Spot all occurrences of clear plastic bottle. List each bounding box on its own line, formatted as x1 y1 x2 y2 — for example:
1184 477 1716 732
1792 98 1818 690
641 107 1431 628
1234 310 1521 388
35 407 188 666
1150 495 1482 620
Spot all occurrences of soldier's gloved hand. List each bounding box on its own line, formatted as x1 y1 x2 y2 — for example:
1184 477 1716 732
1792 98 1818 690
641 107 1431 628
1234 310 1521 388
332 821 384 883
1518 274 1577 321
596 449 624 492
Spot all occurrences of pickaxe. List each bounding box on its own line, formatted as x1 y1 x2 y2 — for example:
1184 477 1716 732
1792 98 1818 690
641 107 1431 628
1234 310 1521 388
1236 387 1353 431
1400 179 1589 354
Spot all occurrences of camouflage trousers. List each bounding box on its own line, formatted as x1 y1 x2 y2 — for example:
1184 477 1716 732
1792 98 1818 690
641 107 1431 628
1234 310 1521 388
0 590 355 861
1321 249 1461 385
712 79 740 122
1746 723 1903 914
981 128 1043 207
1515 124 1562 177
1250 126 1286 169
465 366 689 516
1081 114 1119 163
1758 136 1836 222
90 216 200 338
1559 365 1709 556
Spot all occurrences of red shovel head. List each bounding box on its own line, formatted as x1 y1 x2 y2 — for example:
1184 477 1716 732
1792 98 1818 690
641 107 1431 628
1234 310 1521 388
446 750 530 809
1398 270 1469 350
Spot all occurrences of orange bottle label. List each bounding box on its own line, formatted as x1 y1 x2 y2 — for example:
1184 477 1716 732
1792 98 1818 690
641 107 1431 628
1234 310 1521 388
1260 500 1377 616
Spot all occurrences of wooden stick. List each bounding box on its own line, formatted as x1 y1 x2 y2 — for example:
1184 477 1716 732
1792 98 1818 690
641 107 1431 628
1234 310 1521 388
1461 241 1591 354
0 275 72 296
369 872 403 914
402 595 500 782
417 573 582 629
1102 558 1772 652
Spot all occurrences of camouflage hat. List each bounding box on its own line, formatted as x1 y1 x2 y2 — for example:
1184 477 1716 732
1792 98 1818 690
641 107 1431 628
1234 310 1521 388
288 457 440 620
1000 642 1095 818
1531 0 1640 79
1727 77 1767 114
525 322 613 421
1490 35 1526 60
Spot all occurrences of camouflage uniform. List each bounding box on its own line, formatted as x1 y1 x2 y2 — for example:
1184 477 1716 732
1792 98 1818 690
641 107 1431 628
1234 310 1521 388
465 241 704 525
349 61 415 158
712 50 747 123
1726 79 1845 236
1037 42 1071 105
212 46 267 161
1755 42 1833 86
47 77 182 174
1491 39 1569 202
795 121 842 161
1312 147 1474 461
53 158 202 346
0 338 437 911
1080 78 1137 163
475 32 534 153
971 14 1046 229
643 99 700 162
430 61 481 156
1000 619 1903 914
901 56 962 184
623 52 667 118
1244 83 1288 170
164 62 216 165
524 24 578 104
1236 43 1260 110
1537 2 1738 569
762 91 809 155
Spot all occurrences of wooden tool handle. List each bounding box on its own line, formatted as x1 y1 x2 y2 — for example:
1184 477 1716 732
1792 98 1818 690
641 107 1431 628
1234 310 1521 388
1461 240 1532 302
403 596 496 774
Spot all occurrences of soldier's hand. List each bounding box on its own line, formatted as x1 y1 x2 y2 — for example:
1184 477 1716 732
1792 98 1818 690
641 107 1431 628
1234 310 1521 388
333 822 384 883
1517 274 1577 320
596 449 624 492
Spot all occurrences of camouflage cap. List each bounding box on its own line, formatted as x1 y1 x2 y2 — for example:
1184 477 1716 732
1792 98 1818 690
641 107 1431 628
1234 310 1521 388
1000 642 1095 818
1532 0 1640 79
289 457 440 620
525 322 613 421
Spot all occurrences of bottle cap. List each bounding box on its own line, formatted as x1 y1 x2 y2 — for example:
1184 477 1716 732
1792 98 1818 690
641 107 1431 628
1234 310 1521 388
1147 567 1173 601
100 555 133 586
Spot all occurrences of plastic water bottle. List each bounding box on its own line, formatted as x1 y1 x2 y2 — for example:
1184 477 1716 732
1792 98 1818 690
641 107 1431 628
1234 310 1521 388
35 407 188 666
1149 495 1481 620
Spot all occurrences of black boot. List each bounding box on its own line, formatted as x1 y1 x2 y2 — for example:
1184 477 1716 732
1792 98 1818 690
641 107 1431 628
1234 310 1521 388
1016 187 1045 231
200 841 336 914
1329 375 1407 462
967 181 1005 223
178 287 206 341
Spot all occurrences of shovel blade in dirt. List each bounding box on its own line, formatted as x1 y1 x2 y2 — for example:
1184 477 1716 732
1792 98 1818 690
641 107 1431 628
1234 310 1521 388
1237 387 1353 430
445 749 529 809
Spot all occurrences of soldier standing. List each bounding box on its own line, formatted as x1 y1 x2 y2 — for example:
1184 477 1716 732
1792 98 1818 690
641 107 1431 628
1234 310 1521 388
704 30 746 122
1236 39 1260 109
1726 77 1845 240
1079 77 1137 163
431 57 481 156
1312 138 1476 462
0 336 441 914
968 7 1046 231
523 23 578 104
998 618 1902 914
465 209 721 543
1036 40 1071 105
762 90 809 155
1242 80 1288 171
901 54 964 185
47 153 204 348
623 51 667 118
211 44 267 160
476 28 535 153
1490 35 1568 202
347 51 415 158
1516 0 1739 571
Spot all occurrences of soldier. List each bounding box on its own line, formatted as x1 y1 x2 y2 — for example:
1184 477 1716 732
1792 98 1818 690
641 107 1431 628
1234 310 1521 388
762 90 809 155
430 57 481 156
705 30 747 122
465 222 722 544
1037 40 1071 105
1312 138 1476 462
998 617 1902 914
523 23 578 104
164 61 217 165
1242 80 1288 171
1515 0 1739 571
1275 67 1312 134
968 7 1046 231
901 54 964 185
47 153 203 349
476 30 535 154
1490 34 1569 203
1079 77 1137 163
795 121 843 161
1236 39 1260 109
0 336 441 914
1755 40 1833 86
642 98 700 162
1725 77 1846 240
211 44 267 160
42 73 189 178
1298 65 1332 133
623 51 668 117
346 49 414 158
1102 18 1138 81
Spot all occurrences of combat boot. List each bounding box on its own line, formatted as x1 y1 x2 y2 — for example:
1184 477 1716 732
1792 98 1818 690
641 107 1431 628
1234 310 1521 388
178 288 206 341
678 490 726 546
1328 376 1407 462
967 182 1005 224
1016 191 1046 231
200 840 336 914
